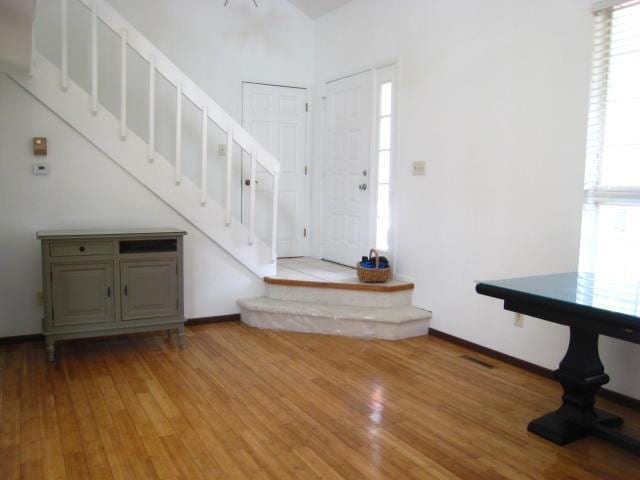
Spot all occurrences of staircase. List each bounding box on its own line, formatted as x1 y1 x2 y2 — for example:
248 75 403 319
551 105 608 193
10 0 279 277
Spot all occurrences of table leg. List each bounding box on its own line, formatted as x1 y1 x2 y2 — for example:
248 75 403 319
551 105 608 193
528 327 630 448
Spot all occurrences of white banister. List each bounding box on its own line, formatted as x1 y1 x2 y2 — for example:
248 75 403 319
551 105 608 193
175 81 182 185
90 0 98 114
120 29 127 139
201 105 208 205
148 55 155 161
61 0 68 90
225 128 233 225
74 0 279 177
249 150 256 245
271 173 279 261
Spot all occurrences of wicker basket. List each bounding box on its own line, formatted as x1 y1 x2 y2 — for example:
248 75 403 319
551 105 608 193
356 249 391 283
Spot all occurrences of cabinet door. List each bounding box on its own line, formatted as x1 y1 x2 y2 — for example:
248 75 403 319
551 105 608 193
120 260 178 321
51 262 115 326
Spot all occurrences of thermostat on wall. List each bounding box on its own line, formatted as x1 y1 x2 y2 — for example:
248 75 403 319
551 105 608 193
32 163 50 176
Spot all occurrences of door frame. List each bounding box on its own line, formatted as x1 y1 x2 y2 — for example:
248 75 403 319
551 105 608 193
240 80 311 258
321 61 399 263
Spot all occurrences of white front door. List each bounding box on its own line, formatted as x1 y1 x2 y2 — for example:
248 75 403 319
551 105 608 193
242 83 307 258
323 71 373 266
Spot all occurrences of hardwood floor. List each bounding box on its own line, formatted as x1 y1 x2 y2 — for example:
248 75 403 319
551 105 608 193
1 322 639 479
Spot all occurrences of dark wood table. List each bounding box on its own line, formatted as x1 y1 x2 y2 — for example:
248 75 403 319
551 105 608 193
476 272 640 455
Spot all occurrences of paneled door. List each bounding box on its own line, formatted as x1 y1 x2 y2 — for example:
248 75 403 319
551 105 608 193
323 71 373 266
51 262 115 326
120 260 178 321
242 82 307 258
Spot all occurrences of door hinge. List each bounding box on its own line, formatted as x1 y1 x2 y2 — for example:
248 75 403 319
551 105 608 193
51 307 54 321
305 102 309 113
304 165 308 175
176 264 178 274
303 228 307 238
50 270 53 283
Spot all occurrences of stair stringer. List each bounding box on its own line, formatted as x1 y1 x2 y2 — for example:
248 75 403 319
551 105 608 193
11 52 276 278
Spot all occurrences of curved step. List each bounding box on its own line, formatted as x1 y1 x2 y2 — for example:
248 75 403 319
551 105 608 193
266 282 413 308
238 297 431 340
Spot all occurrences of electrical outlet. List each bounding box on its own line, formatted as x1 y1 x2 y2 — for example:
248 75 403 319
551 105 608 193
412 161 426 176
36 291 44 306
218 144 227 156
514 313 524 328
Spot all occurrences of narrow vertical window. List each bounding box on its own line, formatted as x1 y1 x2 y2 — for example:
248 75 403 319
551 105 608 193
376 81 393 251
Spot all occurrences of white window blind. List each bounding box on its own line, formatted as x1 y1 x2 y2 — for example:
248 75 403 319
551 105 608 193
579 0 640 284
585 0 640 197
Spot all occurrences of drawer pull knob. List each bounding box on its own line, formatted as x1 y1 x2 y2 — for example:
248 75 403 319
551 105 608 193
79 246 86 252
107 286 111 298
124 285 128 296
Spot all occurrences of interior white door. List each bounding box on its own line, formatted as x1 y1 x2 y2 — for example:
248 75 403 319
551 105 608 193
323 71 373 266
242 83 307 258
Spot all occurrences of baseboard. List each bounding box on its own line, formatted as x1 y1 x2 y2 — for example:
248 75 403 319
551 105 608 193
0 333 45 345
429 328 640 411
185 314 240 326
0 314 241 345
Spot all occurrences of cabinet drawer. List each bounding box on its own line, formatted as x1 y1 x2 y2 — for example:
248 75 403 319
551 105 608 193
51 242 113 257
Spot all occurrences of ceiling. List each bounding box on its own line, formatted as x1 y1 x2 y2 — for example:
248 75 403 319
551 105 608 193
286 0 352 19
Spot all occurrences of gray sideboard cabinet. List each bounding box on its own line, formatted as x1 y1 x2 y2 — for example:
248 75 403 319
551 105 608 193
37 228 187 361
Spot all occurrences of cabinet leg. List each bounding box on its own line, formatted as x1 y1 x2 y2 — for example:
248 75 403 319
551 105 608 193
46 339 55 363
178 325 185 348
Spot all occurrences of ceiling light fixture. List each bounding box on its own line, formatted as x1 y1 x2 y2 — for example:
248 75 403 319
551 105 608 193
224 0 258 6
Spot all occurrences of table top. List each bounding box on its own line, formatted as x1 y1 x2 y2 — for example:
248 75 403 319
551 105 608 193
37 228 187 239
476 272 640 330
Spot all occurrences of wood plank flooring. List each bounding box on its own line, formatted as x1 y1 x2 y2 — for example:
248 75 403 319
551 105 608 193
1 322 639 479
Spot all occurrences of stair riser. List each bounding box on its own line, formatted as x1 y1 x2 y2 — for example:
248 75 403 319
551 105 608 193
240 308 430 340
266 284 412 307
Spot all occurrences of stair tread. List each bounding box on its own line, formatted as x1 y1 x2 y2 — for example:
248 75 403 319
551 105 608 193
265 276 413 292
238 297 432 324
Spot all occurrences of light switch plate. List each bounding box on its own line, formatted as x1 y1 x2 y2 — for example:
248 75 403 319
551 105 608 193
412 161 426 176
32 163 50 176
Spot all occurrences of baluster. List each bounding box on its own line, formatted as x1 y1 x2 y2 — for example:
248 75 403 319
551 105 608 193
271 172 279 261
148 55 155 161
120 29 127 139
91 0 98 114
249 150 256 245
30 11 36 76
201 105 208 205
225 128 233 225
61 0 68 90
175 80 182 184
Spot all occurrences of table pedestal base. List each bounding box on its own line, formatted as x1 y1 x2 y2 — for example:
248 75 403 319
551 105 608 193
529 327 640 455
529 409 622 444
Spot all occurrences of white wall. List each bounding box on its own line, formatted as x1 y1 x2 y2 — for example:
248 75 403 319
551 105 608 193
0 74 265 337
0 74 267 337
312 0 640 400
0 0 314 337
0 0 34 74
34 0 314 232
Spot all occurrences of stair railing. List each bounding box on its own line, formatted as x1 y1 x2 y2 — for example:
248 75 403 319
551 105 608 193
58 0 280 260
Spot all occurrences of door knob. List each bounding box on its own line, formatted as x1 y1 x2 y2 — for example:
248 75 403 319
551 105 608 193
359 183 367 191
244 179 259 186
